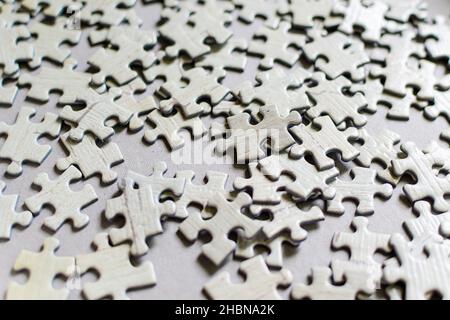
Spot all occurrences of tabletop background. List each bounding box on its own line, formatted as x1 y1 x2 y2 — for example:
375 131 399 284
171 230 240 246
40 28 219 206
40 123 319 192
0 0 449 299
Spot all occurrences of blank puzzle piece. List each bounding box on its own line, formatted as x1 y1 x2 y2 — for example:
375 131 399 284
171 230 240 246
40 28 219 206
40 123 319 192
0 21 33 75
279 0 337 28
7 237 75 300
79 0 141 26
327 168 393 215
0 180 32 240
0 106 61 176
56 133 124 184
105 178 175 256
25 166 98 232
232 0 286 28
419 16 450 66
204 255 292 300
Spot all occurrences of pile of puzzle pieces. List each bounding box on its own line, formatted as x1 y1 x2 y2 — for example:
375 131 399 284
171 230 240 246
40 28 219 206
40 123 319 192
0 0 449 300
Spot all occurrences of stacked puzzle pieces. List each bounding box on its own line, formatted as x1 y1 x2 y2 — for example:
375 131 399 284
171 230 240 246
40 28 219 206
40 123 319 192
0 0 449 300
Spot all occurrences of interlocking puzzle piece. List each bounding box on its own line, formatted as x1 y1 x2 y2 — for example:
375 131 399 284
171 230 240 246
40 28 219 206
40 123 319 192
126 161 186 202
0 106 61 176
18 58 93 104
204 255 292 299
214 105 301 162
0 3 30 27
354 128 401 185
0 72 18 105
56 133 124 184
0 180 32 240
305 72 368 127
333 0 388 42
235 233 298 268
327 168 393 215
332 217 391 291
253 198 325 241
352 79 427 120
76 233 156 300
370 32 435 100
142 53 187 87
423 90 450 123
232 0 286 28
248 21 305 69
21 0 80 16
290 115 360 170
173 170 227 219
27 18 81 68
114 78 159 131
60 88 132 141
419 16 450 66
259 153 337 200
105 178 175 256
0 21 33 75
79 0 141 26
233 67 310 117
291 266 371 300
88 35 156 85
144 109 206 150
179 192 261 265
384 234 450 300
7 238 75 300
89 24 157 48
381 0 427 23
25 166 98 231
303 29 369 81
234 162 290 204
196 37 248 73
392 141 450 212
278 0 338 28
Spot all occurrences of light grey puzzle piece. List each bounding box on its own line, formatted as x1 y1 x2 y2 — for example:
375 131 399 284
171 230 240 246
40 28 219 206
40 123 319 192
0 21 33 75
384 234 450 300
278 0 338 28
142 53 187 87
204 255 292 300
333 0 388 42
144 109 206 150
392 141 450 213
173 170 227 219
354 128 401 185
27 18 81 68
235 233 298 268
21 0 80 16
327 167 393 215
105 177 175 256
159 67 229 117
79 0 141 26
89 24 157 48
0 106 61 176
259 153 337 200
303 29 369 81
419 16 450 66
232 0 286 28
305 72 368 127
424 89 450 123
76 233 156 300
56 133 124 184
179 192 261 265
232 67 311 117
0 3 30 27
60 88 132 141
0 180 32 240
25 166 98 232
6 238 75 300
18 58 93 104
290 115 360 170
214 105 302 162
0 71 18 105
248 21 305 69
381 0 427 23
332 216 391 291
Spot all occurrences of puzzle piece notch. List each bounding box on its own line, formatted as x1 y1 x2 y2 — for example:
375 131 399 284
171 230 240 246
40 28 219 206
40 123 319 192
144 109 206 151
76 233 156 300
278 0 338 28
327 167 393 215
7 238 75 300
25 166 98 232
56 133 124 184
204 255 292 300
0 21 33 75
419 16 450 65
0 106 61 176
232 0 286 28
0 3 30 27
0 180 32 240
178 192 261 265
21 0 80 17
105 178 175 256
290 115 360 170
79 0 142 26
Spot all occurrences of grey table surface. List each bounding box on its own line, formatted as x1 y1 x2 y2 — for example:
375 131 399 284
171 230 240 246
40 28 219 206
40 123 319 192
0 0 449 300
